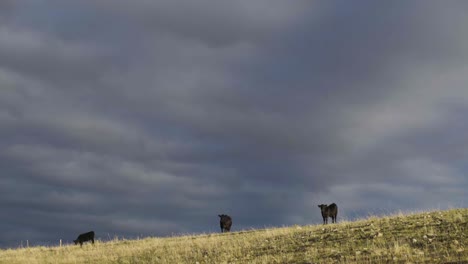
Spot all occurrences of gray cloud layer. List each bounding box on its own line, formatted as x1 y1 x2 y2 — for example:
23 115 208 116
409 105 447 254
1 1 467 248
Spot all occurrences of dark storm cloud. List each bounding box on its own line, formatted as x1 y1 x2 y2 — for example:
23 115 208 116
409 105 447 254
1 1 467 248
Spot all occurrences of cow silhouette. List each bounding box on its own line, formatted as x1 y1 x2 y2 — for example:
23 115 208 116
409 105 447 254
73 231 95 247
218 214 232 233
318 203 338 224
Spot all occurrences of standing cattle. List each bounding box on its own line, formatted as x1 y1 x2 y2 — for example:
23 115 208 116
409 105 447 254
318 203 338 224
73 231 95 247
218 214 232 233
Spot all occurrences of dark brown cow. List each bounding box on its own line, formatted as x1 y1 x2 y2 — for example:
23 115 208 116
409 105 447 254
318 203 338 224
73 231 95 247
218 214 232 233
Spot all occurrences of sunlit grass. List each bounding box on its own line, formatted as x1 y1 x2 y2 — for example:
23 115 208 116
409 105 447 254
0 208 466 263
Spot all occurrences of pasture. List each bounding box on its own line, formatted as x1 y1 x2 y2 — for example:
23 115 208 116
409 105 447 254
0 208 466 263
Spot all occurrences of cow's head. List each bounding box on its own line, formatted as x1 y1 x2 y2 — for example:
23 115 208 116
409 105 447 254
318 204 327 210
73 240 78 245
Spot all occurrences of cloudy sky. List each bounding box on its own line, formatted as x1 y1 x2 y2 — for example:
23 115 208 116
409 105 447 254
1 1 467 248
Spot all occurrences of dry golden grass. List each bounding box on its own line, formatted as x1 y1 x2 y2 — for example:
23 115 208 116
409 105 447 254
0 208 466 263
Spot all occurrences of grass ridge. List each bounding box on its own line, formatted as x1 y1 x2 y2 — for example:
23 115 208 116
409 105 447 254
0 208 466 263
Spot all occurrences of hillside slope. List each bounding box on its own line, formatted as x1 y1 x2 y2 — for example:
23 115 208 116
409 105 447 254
0 208 466 263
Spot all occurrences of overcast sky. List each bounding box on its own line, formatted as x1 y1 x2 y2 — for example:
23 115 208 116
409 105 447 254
1 1 467 248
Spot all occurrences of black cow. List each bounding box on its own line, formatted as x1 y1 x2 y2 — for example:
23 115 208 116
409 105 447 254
73 231 95 247
318 203 338 224
218 214 232 233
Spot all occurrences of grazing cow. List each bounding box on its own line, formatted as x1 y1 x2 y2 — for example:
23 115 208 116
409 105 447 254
318 203 338 224
218 214 232 233
73 231 95 247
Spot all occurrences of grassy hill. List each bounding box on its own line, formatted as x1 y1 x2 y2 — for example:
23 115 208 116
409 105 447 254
0 208 466 263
